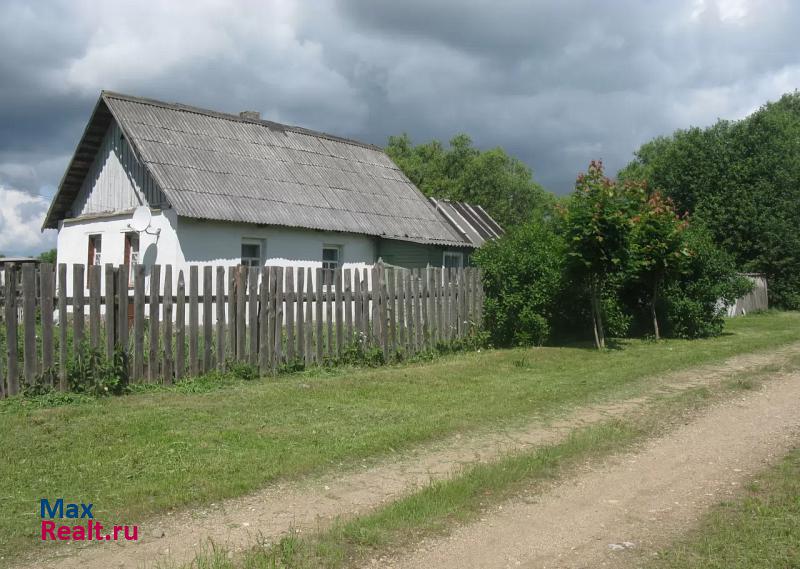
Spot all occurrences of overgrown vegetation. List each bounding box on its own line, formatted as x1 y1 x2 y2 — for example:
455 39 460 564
620 91 800 310
1 312 797 559
475 161 750 348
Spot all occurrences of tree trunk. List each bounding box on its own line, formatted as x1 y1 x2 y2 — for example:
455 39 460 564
589 281 605 350
651 281 660 340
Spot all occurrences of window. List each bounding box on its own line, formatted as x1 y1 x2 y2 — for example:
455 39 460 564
241 239 262 267
87 234 102 266
443 251 464 269
125 233 139 287
322 245 341 285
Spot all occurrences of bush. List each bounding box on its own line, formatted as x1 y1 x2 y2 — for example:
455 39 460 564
67 343 129 396
474 220 564 346
660 225 752 338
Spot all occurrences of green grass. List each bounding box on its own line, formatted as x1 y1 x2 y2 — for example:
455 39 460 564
647 448 800 569
1 312 799 560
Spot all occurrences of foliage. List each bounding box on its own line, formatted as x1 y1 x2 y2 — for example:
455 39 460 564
37 248 57 264
386 133 553 228
560 161 639 348
619 91 800 309
660 225 753 339
473 219 564 346
66 343 129 396
225 360 260 381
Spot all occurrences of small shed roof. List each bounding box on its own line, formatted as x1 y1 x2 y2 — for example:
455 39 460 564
43 92 474 247
429 198 505 247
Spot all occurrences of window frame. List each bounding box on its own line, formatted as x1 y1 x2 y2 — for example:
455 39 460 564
322 244 342 286
241 238 263 268
443 250 464 269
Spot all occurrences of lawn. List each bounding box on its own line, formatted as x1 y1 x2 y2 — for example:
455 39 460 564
649 446 800 568
1 311 799 559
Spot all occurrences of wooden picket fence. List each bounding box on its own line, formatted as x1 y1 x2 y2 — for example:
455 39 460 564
0 262 483 397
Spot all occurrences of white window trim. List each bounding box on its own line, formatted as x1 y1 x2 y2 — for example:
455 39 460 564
322 244 342 286
241 238 264 267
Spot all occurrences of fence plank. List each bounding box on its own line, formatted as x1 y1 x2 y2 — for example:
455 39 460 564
305 268 313 364
326 271 334 360
235 266 246 362
344 268 353 344
379 265 389 359
163 265 173 384
58 264 67 390
420 267 429 350
259 266 270 374
203 266 213 372
427 268 436 346
103 264 114 361
335 268 343 357
396 270 406 352
315 268 323 364
89 265 101 349
273 266 284 368
133 264 145 382
361 269 370 344
415 269 425 352
285 267 295 363
437 268 445 342
41 263 55 378
227 266 237 363
267 266 276 369
370 265 379 346
189 265 199 376
296 268 305 364
117 266 129 375
251 266 262 366
73 264 85 347
216 267 226 371
388 268 397 354
4 268 18 395
22 264 36 386
353 270 362 339
404 270 414 354
148 264 161 382
175 271 186 381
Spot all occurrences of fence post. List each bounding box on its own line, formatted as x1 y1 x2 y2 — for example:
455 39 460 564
73 264 85 347
268 266 277 368
58 263 68 390
4 267 18 395
132 264 145 382
259 266 270 374
335 268 343 357
388 268 396 354
236 266 246 362
104 264 115 361
117 265 129 361
163 265 173 384
404 270 414 354
41 263 55 380
305 268 314 365
203 266 213 373
21 264 36 387
285 267 295 363
189 266 199 376
89 265 101 349
420 267 429 350
296 267 305 364
216 267 226 371
344 268 353 344
273 266 284 369
248 266 259 367
227 266 237 363
175 271 185 381
148 264 161 382
326 270 333 358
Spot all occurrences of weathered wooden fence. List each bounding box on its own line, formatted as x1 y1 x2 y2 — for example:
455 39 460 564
0 263 483 396
727 273 768 317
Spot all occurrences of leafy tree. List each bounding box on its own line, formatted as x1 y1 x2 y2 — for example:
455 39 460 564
628 191 689 339
620 92 800 308
386 133 552 228
38 249 57 264
561 162 637 349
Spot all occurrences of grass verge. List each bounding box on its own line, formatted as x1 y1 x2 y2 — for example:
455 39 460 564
645 448 800 569
2 312 799 561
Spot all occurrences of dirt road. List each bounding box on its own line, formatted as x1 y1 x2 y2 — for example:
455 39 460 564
376 369 800 569
20 344 800 569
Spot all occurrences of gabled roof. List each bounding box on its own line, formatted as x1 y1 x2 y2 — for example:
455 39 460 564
429 198 505 247
43 91 475 247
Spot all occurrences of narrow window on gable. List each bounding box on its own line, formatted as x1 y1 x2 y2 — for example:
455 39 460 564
88 234 102 266
322 245 341 285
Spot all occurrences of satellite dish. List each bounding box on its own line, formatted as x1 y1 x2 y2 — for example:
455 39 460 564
130 206 152 232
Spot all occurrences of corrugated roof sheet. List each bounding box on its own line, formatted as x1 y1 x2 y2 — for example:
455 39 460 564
428 198 505 247
44 91 471 246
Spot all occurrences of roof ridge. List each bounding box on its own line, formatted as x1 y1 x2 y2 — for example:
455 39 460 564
100 90 385 153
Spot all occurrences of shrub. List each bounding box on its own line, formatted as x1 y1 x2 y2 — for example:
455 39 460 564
67 343 129 396
660 225 752 338
474 219 564 346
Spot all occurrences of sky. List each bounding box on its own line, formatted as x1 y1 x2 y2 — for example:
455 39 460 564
1 0 798 256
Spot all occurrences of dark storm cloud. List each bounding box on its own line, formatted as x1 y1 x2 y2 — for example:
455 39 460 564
1 0 799 254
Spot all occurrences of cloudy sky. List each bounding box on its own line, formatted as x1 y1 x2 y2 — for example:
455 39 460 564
1 0 798 255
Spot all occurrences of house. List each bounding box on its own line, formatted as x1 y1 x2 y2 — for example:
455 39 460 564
42 91 502 294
